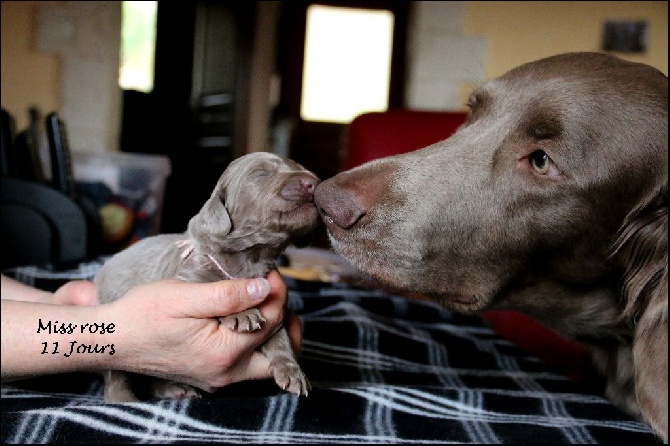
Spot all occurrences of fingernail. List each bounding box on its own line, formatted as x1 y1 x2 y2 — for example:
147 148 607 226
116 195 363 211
247 278 271 300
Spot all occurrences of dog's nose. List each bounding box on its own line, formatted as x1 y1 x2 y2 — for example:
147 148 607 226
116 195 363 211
280 174 319 201
314 179 365 229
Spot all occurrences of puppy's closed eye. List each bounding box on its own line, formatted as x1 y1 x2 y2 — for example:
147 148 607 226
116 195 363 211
249 168 273 182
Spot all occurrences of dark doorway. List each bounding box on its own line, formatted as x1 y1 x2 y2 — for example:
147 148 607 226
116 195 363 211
120 1 255 233
275 0 409 182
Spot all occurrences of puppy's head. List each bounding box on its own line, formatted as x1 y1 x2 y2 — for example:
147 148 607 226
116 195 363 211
187 152 320 253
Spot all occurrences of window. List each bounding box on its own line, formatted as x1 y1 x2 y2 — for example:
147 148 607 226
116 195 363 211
300 5 394 123
119 1 157 92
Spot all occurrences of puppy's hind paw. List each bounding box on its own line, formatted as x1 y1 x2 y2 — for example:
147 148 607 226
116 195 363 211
219 308 265 332
271 359 311 396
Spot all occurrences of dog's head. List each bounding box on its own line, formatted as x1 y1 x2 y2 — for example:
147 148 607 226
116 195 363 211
315 52 667 316
187 152 320 253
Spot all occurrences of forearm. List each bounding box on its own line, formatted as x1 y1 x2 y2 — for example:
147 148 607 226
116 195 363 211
1 275 287 391
1 275 52 302
1 300 118 381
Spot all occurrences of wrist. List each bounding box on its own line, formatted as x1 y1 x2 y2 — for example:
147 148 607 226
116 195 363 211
1 300 121 380
72 303 120 371
37 303 119 373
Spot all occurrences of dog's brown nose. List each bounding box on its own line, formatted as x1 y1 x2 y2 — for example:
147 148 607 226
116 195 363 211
281 174 319 201
314 179 366 229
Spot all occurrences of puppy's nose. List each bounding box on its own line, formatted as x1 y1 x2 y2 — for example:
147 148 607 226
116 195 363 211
314 179 365 229
280 174 319 201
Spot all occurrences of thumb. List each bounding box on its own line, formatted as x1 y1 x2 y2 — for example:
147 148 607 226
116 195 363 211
167 278 271 318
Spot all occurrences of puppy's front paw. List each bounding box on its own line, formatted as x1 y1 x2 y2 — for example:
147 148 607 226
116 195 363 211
271 358 311 396
219 308 265 332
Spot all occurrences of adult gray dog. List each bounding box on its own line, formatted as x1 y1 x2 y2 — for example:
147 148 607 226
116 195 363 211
314 52 668 441
96 152 320 402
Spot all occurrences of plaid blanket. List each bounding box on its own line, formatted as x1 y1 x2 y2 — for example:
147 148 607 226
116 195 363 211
1 259 658 444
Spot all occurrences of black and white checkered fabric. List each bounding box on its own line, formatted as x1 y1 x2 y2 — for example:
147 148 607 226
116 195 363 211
1 260 658 444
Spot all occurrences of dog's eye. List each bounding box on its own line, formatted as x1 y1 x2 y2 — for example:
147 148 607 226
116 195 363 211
529 150 549 173
520 150 562 179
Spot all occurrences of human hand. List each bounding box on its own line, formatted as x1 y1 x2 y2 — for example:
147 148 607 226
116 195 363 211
104 270 301 393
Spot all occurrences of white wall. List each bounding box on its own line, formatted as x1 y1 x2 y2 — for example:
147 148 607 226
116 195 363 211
405 1 486 111
36 1 122 153
11 1 664 153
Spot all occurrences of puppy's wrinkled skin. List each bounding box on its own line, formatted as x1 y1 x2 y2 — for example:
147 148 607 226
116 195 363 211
315 53 667 441
96 152 319 402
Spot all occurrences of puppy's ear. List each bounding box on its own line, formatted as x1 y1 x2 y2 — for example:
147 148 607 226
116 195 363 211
612 187 668 441
187 193 232 241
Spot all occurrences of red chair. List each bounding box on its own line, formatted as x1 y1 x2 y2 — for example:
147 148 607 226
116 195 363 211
344 109 468 170
343 108 589 380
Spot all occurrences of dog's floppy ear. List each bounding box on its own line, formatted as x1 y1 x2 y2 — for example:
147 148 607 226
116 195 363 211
612 186 668 441
187 191 232 241
632 269 668 442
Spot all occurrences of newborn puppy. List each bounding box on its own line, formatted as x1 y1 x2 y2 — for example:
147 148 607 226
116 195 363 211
95 152 320 402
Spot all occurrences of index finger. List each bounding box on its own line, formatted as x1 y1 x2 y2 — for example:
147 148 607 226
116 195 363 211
161 278 271 319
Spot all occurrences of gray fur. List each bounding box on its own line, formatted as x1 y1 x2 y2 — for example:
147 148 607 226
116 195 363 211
314 53 667 441
96 152 320 402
